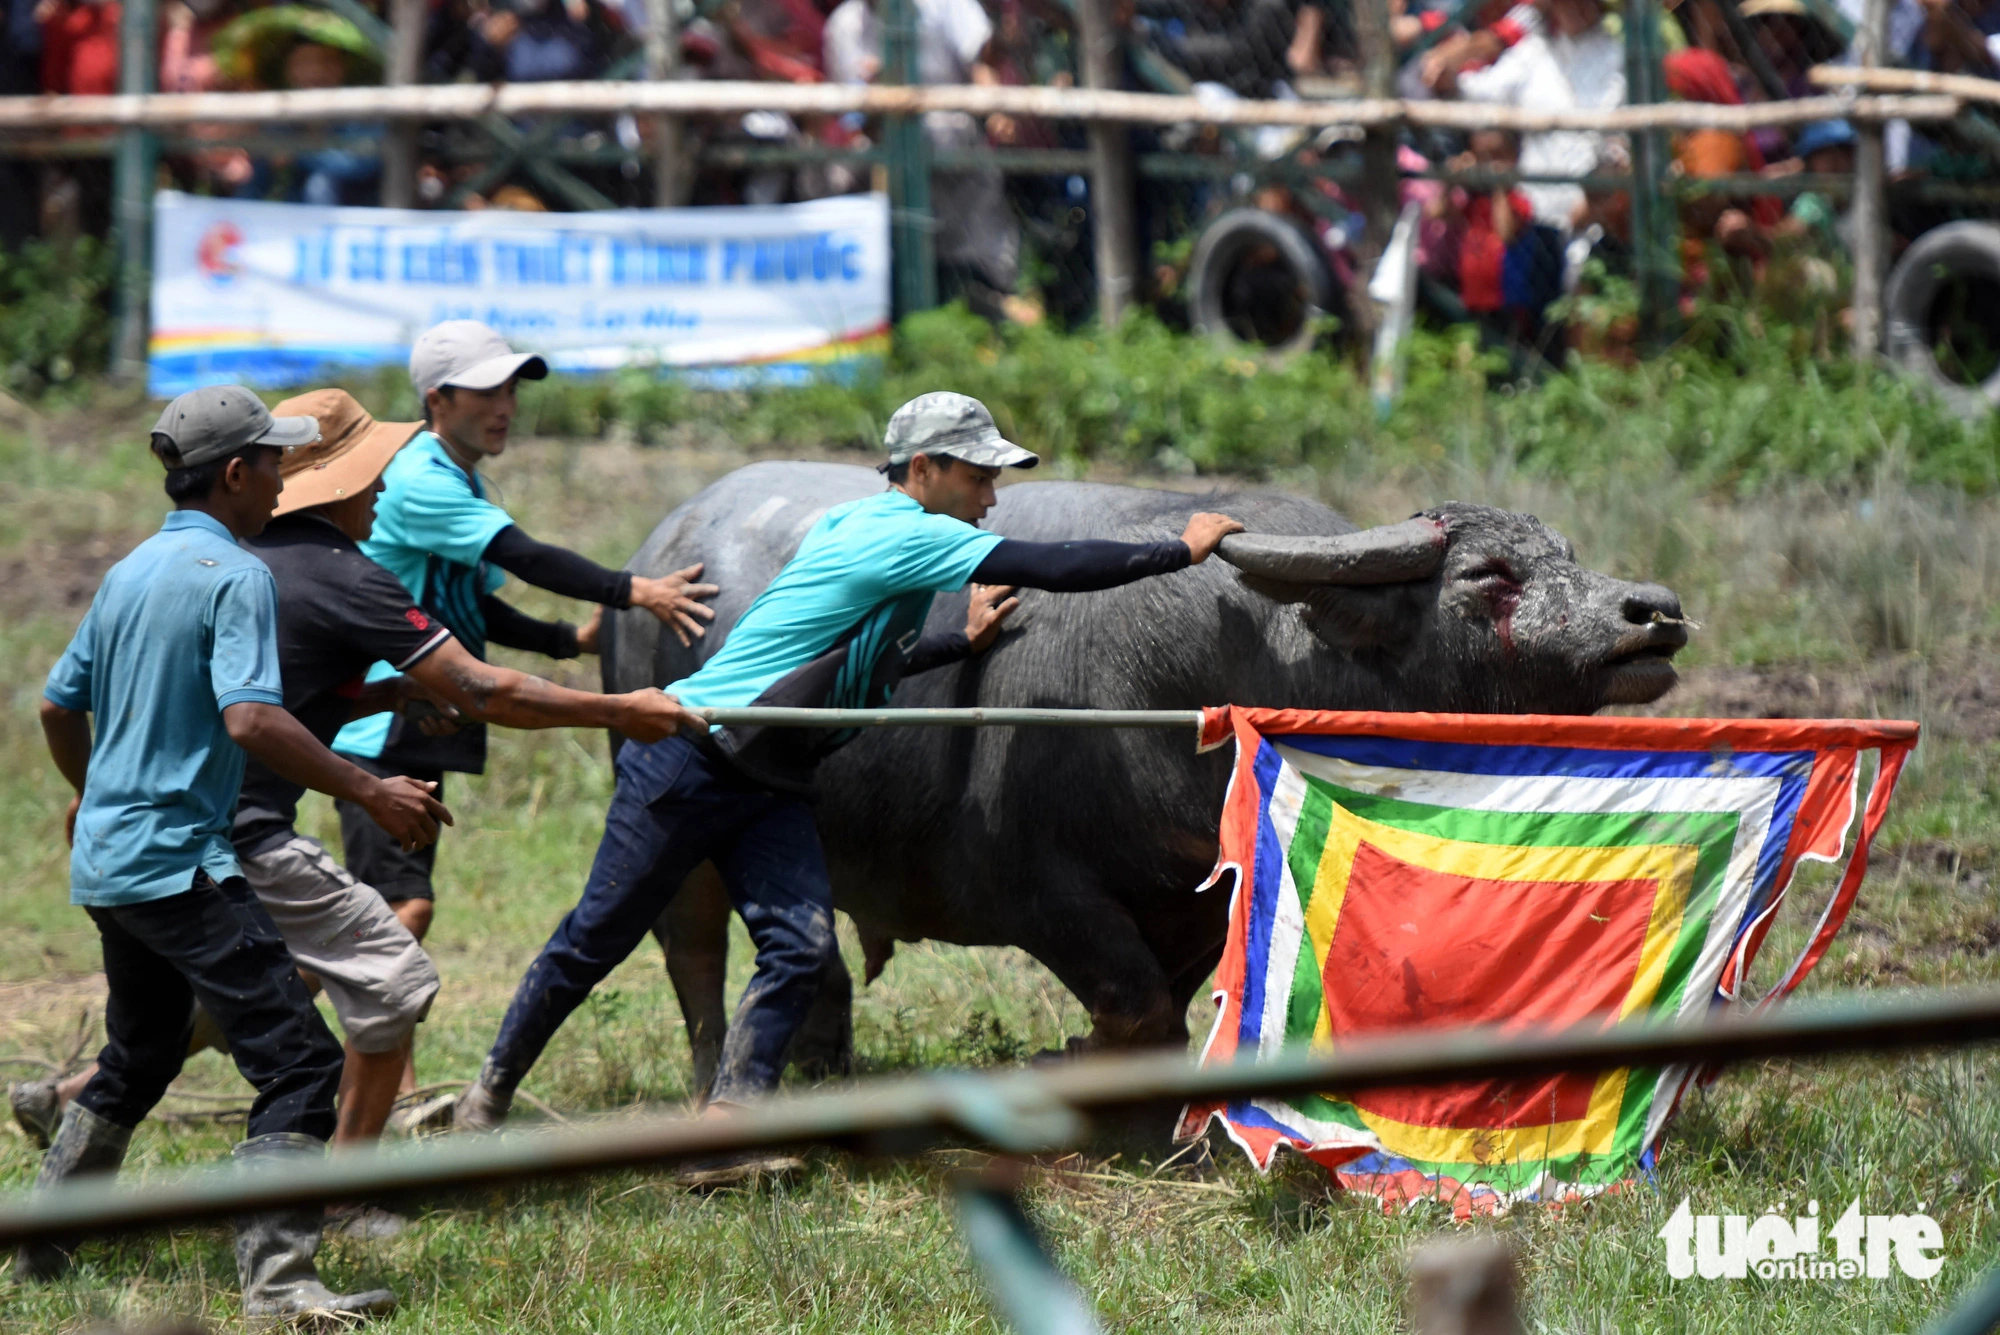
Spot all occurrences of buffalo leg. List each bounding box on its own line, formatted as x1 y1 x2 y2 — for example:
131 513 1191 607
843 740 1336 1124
650 862 731 1102
1028 895 1185 1052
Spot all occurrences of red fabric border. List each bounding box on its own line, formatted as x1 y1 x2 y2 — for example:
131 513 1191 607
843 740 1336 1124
1198 706 1918 754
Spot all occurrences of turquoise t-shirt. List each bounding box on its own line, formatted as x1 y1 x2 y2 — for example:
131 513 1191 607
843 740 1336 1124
45 511 285 906
668 488 1004 711
333 431 511 762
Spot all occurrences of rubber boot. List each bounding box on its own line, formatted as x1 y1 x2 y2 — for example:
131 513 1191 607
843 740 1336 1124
13 1102 131 1282
450 1061 513 1134
7 1076 60 1149
232 1133 396 1323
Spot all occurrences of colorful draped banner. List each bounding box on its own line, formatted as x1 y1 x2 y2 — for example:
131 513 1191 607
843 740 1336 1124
1177 707 1917 1216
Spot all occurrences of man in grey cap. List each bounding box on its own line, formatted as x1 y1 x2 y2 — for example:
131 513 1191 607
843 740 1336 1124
453 391 1241 1163
327 320 717 1114
19 386 449 1319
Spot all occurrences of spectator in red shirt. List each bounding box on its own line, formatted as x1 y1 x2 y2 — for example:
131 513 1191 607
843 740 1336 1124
38 0 118 95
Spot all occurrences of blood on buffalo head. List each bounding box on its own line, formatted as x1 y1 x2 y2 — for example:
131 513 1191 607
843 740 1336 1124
1216 501 1688 713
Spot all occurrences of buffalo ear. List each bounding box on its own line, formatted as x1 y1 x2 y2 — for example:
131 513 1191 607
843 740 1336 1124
1297 584 1426 652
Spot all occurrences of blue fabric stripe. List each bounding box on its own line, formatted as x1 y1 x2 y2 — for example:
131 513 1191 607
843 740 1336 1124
1276 732 1815 782
1237 739 1285 1052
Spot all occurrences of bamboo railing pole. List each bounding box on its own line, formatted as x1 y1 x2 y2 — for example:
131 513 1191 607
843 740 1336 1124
1850 0 1891 363
379 0 426 208
0 85 1959 133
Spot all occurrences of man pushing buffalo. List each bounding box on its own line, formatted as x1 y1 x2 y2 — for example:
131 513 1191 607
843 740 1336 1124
452 393 1244 1168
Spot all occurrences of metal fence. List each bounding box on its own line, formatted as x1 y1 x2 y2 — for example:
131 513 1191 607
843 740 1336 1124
7 0 2000 389
7 984 2000 1332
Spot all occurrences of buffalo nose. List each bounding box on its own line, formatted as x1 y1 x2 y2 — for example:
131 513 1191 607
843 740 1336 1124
1621 583 1684 626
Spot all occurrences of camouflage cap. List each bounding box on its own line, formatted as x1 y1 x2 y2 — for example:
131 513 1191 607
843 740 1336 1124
882 392 1039 471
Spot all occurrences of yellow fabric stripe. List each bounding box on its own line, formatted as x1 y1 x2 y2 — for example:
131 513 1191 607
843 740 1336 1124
1305 801 1696 1162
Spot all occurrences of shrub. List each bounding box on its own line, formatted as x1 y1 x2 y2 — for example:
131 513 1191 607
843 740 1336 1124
0 237 115 396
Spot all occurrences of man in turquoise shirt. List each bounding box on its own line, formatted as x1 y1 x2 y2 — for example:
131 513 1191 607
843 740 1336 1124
455 393 1241 1175
330 321 715 975
20 387 448 1320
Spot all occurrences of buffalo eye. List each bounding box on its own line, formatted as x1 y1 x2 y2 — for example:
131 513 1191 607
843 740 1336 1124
1461 560 1522 592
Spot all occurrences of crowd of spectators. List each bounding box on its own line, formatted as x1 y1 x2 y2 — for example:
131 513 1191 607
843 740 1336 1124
2 0 1996 339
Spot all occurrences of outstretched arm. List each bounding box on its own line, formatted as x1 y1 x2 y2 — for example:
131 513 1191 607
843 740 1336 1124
483 526 719 647
221 702 452 851
905 514 1244 673
403 635 700 741
968 512 1244 592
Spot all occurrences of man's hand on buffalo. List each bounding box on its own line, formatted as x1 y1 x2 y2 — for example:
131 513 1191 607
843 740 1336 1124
965 583 1020 653
1180 512 1247 563
630 562 721 648
575 606 604 655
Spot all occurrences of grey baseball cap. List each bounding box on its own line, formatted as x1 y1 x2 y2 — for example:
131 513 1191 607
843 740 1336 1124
882 392 1039 471
150 386 319 469
409 320 550 397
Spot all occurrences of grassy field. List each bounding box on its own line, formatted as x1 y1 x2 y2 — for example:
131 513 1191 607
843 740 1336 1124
2 380 1999 1333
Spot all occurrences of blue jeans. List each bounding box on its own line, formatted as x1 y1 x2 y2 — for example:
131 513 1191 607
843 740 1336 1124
483 735 837 1105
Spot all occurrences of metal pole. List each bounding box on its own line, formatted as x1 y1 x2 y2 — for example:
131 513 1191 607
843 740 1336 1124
954 1177 1104 1335
642 0 687 206
1852 0 1891 364
111 0 157 379
1925 1266 2000 1335
693 706 1203 730
1623 0 1675 346
1350 0 1399 346
380 0 425 209
5 983 2000 1248
1077 0 1136 324
881 0 936 316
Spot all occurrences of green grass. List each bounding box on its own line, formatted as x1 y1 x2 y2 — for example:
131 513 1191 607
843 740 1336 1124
3 353 2000 1331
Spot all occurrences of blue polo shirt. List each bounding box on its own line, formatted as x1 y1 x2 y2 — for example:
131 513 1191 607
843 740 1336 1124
44 510 285 907
668 488 1003 711
332 431 511 765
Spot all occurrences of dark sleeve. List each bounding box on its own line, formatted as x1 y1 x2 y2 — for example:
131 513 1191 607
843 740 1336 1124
483 525 634 608
346 558 454 671
902 630 972 675
970 538 1192 593
481 593 580 660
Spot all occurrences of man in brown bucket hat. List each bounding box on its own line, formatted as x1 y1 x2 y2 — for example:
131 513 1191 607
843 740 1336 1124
10 389 698 1232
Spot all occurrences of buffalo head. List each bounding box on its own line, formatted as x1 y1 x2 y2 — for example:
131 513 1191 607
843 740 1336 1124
1218 501 1688 713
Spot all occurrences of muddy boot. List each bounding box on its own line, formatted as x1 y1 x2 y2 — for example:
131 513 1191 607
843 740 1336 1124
7 1077 61 1150
13 1102 131 1282
450 1063 513 1134
232 1133 396 1323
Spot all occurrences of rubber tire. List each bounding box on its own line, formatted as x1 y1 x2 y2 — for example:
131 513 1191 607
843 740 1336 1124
1884 220 2000 418
1187 208 1339 361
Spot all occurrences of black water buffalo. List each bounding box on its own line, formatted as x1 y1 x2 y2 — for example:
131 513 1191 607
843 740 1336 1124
603 462 1688 1087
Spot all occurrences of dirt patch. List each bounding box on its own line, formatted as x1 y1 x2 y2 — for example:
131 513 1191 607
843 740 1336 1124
0 532 143 620
0 972 105 1071
1644 658 2000 742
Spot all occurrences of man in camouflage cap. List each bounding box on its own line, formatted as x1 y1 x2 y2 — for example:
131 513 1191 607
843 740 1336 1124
454 392 1242 1180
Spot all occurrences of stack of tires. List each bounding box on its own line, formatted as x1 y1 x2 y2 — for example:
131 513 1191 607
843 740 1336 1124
1186 209 1342 360
1885 221 2000 418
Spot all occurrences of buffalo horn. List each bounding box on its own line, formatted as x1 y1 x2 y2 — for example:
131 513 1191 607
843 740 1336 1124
1215 516 1447 584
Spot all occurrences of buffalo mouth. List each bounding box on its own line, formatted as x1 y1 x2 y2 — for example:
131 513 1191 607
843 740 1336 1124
1602 640 1683 704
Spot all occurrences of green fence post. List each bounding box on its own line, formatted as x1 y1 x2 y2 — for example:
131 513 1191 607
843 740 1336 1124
113 0 158 380
881 0 936 317
1622 0 1675 346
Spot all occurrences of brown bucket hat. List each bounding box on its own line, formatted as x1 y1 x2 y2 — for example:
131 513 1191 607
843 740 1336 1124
269 388 423 517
